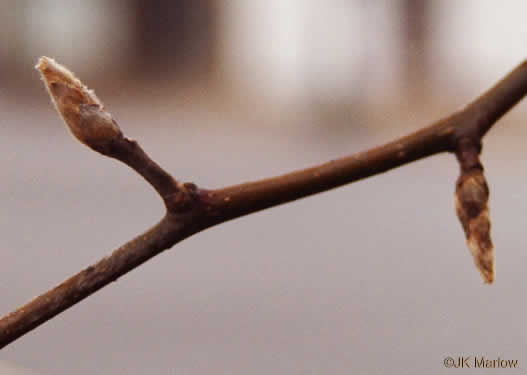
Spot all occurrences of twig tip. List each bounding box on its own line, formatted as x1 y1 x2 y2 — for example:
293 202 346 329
36 56 122 153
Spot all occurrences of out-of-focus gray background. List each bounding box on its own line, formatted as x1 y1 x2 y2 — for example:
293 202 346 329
2 1 527 374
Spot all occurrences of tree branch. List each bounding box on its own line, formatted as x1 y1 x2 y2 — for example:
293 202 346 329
1 57 527 349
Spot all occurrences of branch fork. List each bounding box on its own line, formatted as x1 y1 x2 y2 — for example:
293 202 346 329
2 57 527 349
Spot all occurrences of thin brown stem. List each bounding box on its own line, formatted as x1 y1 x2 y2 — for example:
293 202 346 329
1 58 527 349
0 216 177 347
102 137 181 207
457 60 527 139
206 118 456 222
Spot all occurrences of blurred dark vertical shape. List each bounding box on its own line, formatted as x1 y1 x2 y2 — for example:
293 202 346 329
0 0 24 88
401 0 430 94
131 0 217 79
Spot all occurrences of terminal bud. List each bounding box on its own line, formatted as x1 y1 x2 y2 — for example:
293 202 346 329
36 56 122 153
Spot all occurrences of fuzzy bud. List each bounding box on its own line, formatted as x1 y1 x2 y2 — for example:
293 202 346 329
35 56 122 152
455 169 494 283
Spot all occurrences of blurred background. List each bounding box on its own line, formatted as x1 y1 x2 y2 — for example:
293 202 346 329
1 1 527 374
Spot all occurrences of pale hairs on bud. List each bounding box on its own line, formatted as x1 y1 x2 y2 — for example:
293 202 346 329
455 171 494 283
35 56 122 151
35 56 102 107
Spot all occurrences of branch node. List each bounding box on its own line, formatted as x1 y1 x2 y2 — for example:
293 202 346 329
165 182 203 213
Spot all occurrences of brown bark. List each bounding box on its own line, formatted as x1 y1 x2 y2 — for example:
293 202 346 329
1 58 527 349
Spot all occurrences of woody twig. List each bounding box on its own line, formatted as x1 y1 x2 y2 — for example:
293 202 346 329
1 57 527 349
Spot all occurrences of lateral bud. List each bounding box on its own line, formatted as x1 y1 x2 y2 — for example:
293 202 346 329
35 56 122 153
455 138 494 283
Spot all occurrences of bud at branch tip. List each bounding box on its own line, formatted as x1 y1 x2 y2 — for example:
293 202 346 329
35 56 122 152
